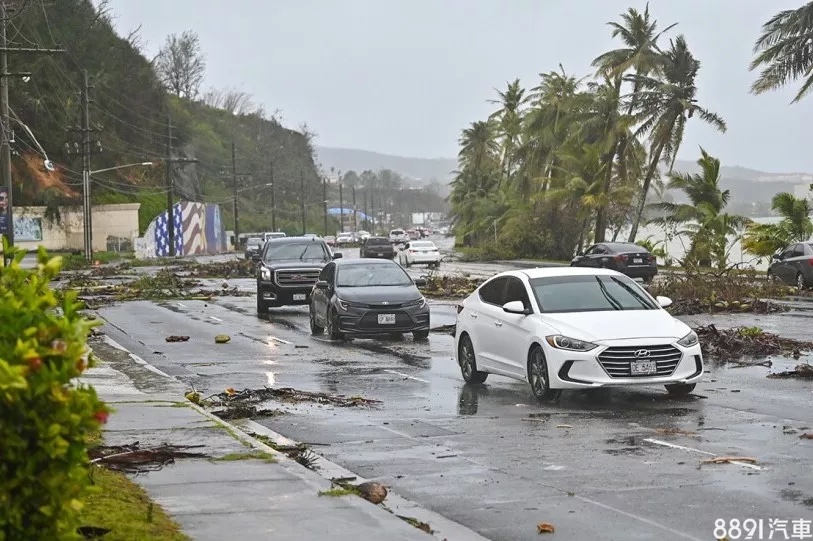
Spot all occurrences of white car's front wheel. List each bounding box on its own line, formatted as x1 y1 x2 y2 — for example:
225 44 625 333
527 346 561 402
459 335 488 384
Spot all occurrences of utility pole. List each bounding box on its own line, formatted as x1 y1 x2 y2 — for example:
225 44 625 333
299 170 306 235
370 181 376 235
1 2 63 250
322 177 327 237
163 114 198 256
231 141 238 245
165 114 175 256
363 189 368 231
269 158 276 232
338 183 344 233
352 186 357 233
81 70 92 261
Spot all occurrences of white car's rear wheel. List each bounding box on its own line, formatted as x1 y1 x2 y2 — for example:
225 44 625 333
459 335 488 384
528 346 561 402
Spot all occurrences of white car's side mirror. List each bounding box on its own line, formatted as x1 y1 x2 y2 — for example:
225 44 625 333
502 300 528 314
656 296 672 308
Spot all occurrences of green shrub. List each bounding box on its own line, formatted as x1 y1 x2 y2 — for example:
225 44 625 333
0 243 109 541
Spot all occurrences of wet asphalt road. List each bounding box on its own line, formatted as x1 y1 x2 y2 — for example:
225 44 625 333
96 251 813 541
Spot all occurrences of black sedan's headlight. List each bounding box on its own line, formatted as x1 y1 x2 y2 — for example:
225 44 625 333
403 297 426 309
337 298 366 311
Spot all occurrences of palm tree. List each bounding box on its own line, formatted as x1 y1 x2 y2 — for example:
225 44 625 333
743 192 813 258
750 2 813 103
627 36 727 242
591 3 676 242
488 79 528 186
649 148 749 268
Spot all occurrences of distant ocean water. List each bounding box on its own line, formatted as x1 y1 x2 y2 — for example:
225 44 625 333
628 216 782 270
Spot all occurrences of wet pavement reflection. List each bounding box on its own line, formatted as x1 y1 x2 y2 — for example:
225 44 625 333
95 268 813 541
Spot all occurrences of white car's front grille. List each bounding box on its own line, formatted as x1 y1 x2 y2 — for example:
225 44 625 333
597 344 681 378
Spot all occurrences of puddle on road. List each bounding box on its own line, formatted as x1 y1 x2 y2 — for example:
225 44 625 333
779 488 813 509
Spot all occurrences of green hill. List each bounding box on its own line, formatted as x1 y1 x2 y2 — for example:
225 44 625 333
7 0 328 235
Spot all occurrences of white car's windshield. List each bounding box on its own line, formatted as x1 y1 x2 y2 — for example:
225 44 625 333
411 242 436 249
530 275 658 313
337 263 412 287
264 243 327 262
247 238 263 247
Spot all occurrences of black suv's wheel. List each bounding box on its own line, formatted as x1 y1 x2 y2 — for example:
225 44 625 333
527 346 561 402
797 272 806 290
309 306 324 335
256 296 268 315
326 309 344 341
665 383 696 397
458 335 487 384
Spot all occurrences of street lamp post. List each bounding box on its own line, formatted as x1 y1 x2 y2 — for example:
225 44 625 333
84 161 153 261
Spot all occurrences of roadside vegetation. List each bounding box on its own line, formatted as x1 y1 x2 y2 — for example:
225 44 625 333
447 3 813 272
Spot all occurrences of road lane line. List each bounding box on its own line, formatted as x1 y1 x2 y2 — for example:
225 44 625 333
176 302 186 309
269 336 292 345
384 369 430 383
574 495 706 541
208 315 223 322
102 336 172 379
643 438 763 470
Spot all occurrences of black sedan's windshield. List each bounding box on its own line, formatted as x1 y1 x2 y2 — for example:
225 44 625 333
264 242 328 262
529 275 658 313
337 263 412 287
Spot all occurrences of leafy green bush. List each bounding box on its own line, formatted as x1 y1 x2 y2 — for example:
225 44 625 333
0 243 109 541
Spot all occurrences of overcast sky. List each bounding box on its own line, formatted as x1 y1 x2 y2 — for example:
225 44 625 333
105 0 809 172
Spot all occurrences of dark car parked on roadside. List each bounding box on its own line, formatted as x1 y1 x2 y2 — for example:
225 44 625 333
570 242 657 282
768 242 813 289
359 236 396 259
309 259 430 341
256 236 342 313
244 237 264 261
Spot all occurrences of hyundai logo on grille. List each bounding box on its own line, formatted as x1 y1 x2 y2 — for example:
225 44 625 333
634 349 651 358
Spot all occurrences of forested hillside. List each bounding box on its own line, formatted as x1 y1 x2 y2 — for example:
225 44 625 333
8 0 323 234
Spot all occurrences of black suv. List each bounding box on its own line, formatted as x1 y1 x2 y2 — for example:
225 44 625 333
256 236 342 313
244 237 264 261
359 236 395 259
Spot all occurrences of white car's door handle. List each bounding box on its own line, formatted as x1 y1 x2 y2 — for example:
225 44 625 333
494 320 503 327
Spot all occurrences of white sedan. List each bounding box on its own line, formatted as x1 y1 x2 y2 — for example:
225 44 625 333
454 267 703 401
398 240 441 268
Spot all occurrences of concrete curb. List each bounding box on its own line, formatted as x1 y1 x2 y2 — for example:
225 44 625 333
98 325 491 541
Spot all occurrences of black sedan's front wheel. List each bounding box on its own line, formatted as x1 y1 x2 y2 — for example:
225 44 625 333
309 306 324 335
326 308 344 341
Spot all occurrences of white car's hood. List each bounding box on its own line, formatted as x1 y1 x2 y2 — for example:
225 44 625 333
538 309 690 343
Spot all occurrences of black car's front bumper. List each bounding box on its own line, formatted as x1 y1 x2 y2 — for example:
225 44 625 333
335 304 430 335
257 281 313 306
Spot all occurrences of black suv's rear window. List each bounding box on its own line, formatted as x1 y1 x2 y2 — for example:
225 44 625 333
367 238 389 245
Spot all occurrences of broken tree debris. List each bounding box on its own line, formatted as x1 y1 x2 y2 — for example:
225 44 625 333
419 274 482 298
356 481 388 504
767 363 813 379
205 386 383 408
695 324 813 362
537 522 556 534
185 259 257 279
89 442 208 473
701 456 758 465
165 335 189 342
397 515 432 534
214 334 231 344
210 404 284 420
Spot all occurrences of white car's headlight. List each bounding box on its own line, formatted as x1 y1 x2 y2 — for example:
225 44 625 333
677 330 699 348
260 267 271 280
545 335 598 352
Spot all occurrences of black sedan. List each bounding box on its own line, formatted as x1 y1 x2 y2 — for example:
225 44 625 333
570 242 657 282
768 242 813 289
309 259 430 341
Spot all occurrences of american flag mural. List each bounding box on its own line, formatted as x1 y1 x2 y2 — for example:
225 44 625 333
143 201 227 258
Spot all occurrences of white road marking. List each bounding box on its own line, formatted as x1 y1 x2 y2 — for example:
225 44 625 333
269 336 292 345
383 369 429 383
176 302 186 309
208 315 223 322
643 438 763 470
102 336 172 379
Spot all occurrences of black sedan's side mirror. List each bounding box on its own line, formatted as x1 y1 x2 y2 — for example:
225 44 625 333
315 280 329 289
333 252 343 259
414 277 427 287
772 253 782 261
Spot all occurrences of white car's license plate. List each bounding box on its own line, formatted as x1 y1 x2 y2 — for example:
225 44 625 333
376 253 383 256
378 314 396 325
633 258 643 264
293 293 306 301
630 360 657 375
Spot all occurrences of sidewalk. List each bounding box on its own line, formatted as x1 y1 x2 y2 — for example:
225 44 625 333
84 337 443 541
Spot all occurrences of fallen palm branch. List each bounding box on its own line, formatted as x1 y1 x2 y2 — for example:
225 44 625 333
695 324 812 362
89 442 209 473
205 386 383 408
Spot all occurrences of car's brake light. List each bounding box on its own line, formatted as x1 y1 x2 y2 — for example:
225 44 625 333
456 304 464 314
614 254 627 261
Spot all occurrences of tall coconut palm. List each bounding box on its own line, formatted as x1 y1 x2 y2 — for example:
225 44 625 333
627 36 726 242
750 2 813 103
488 79 528 186
591 4 677 242
743 192 813 257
